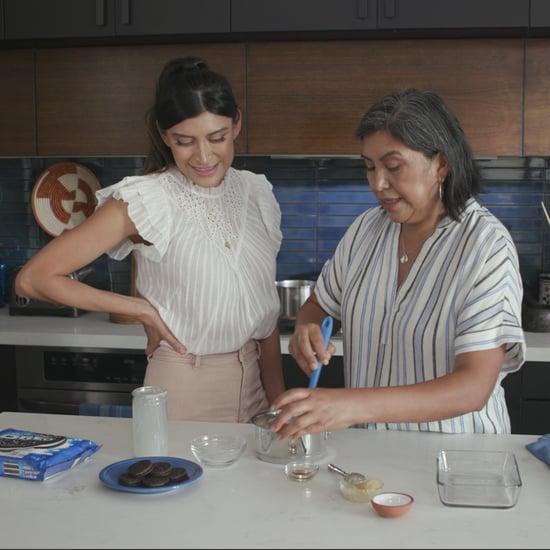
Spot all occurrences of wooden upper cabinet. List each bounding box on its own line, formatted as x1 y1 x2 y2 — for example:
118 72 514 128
524 40 550 156
231 0 376 32
3 0 230 40
0 50 35 156
245 40 523 156
377 0 529 29
35 44 246 156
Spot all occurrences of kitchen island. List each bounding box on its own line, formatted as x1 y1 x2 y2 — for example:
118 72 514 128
0 411 548 549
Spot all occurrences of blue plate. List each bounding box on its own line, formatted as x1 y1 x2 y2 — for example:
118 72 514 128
99 456 203 494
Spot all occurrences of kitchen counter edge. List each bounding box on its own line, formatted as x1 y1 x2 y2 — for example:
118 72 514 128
0 309 547 361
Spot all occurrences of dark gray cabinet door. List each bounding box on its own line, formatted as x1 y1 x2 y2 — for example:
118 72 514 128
531 0 550 27
0 1 4 39
0 346 17 412
4 0 230 40
114 0 230 36
502 361 550 435
4 0 115 39
377 0 529 29
231 0 376 32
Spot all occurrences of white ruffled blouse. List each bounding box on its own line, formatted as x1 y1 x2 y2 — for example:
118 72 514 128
96 166 282 354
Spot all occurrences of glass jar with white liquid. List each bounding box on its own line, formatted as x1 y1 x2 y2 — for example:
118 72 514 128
132 386 169 456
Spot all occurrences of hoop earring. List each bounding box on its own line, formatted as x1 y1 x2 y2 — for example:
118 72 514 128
439 184 443 201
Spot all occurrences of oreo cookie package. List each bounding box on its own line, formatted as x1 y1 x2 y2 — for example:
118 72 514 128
0 428 101 481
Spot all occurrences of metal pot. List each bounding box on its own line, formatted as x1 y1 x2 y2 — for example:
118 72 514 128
522 296 550 332
251 410 329 464
275 280 316 321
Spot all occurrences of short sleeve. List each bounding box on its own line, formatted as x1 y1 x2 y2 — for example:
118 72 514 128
246 171 282 251
95 174 172 262
454 230 526 373
315 211 373 320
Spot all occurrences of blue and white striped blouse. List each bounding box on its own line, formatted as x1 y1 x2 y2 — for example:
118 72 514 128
315 198 526 433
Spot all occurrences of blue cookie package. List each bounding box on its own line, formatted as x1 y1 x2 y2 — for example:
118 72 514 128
0 428 102 481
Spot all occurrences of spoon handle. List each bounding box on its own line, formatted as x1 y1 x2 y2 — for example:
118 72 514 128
328 463 348 477
308 316 334 389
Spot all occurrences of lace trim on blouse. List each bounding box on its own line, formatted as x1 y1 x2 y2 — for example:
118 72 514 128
163 168 244 249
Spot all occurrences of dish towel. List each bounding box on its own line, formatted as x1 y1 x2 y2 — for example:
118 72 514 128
525 433 550 465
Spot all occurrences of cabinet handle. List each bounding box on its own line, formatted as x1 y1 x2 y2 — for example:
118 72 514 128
384 0 396 18
356 0 369 20
95 0 105 26
120 0 131 25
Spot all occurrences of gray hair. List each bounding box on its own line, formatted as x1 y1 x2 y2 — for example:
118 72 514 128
356 88 481 221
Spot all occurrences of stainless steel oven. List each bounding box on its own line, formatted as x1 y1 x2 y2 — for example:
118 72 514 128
15 342 344 416
15 346 147 416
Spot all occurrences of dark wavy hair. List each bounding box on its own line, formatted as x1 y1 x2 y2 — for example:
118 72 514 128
142 56 240 174
356 88 481 221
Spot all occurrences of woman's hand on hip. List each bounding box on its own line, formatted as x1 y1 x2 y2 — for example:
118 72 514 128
135 298 186 356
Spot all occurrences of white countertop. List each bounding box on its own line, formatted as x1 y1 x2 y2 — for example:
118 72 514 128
0 306 550 361
0 411 548 549
0 309 149 350
0 308 345 355
0 308 547 361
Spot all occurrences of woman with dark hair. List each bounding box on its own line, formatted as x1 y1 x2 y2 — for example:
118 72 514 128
270 88 525 435
16 56 285 422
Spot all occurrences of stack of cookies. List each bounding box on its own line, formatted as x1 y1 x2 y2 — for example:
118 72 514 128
118 459 189 488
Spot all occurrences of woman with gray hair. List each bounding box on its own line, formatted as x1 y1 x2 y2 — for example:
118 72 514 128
271 88 525 436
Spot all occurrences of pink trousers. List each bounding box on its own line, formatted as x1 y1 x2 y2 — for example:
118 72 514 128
143 340 269 423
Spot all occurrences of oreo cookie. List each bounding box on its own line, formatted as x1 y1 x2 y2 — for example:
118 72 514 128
127 459 153 478
151 461 172 477
119 459 190 489
169 467 189 482
118 473 143 487
141 475 171 488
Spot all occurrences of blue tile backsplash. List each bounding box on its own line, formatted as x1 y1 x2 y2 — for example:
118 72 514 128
0 155 548 305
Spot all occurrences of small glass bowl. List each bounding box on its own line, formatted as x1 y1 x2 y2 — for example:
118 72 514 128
339 476 384 502
190 434 247 468
284 461 320 482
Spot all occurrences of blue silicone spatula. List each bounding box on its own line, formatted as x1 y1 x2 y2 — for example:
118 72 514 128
308 316 334 389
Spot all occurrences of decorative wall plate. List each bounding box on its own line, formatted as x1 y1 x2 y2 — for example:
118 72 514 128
31 162 101 236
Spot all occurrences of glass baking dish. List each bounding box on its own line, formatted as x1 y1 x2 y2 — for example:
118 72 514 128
436 450 522 508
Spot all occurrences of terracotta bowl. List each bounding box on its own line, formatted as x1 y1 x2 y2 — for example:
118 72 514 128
371 492 414 518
